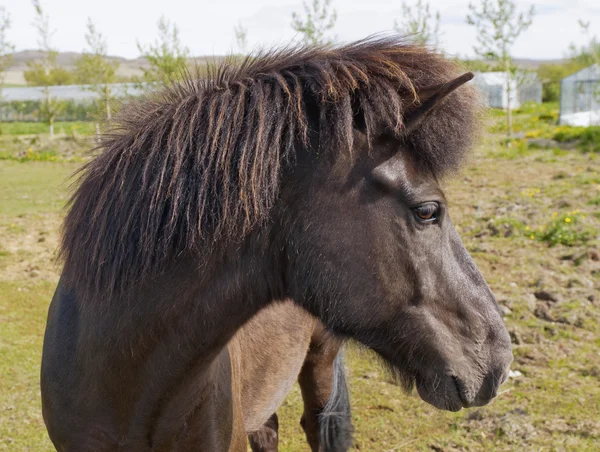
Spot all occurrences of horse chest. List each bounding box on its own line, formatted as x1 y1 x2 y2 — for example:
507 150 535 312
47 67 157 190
230 301 315 433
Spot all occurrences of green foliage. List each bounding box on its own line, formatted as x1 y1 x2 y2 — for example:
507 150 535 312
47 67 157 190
456 58 500 72
487 211 593 247
466 0 535 138
23 54 74 86
489 102 559 135
535 212 592 247
136 16 189 85
553 126 600 152
568 20 599 67
0 99 94 122
0 6 14 97
393 0 441 47
0 121 95 135
466 0 534 62
491 138 530 159
74 18 119 122
536 62 585 102
234 22 248 54
291 0 337 45
0 148 59 162
25 0 67 136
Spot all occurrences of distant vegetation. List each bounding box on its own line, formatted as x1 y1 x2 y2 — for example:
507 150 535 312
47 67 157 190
0 0 597 138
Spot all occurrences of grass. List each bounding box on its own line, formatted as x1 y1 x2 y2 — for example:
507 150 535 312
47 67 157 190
1 104 600 450
0 122 96 136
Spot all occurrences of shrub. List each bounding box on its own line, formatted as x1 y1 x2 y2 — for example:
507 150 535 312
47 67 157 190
553 126 600 152
534 212 592 247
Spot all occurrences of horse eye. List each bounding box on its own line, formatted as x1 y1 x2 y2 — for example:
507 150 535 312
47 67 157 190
413 203 439 223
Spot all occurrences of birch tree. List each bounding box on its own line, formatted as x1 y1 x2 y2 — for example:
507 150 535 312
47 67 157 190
75 18 119 123
137 16 189 85
467 0 534 138
291 0 337 45
0 6 14 99
24 0 65 138
394 0 441 48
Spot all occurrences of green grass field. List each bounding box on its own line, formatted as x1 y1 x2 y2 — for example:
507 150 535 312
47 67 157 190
1 110 599 450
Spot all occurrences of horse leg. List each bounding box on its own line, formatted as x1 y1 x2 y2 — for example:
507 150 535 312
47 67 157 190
298 323 352 452
247 413 279 452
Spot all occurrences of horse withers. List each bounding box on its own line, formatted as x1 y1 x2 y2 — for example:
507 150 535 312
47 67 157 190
42 38 512 451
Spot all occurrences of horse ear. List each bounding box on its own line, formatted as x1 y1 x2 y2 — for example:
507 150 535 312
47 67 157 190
371 72 474 189
403 72 474 134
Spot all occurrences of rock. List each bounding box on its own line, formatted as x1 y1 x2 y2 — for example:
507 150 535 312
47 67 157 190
361 372 379 380
556 199 571 208
588 295 595 303
557 315 583 327
487 220 500 236
508 329 522 345
534 290 558 303
500 305 512 317
544 325 558 336
582 366 600 378
589 250 599 261
508 370 522 379
534 304 555 322
467 409 485 421
529 138 561 149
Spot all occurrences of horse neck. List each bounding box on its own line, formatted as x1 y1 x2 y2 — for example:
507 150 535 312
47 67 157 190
79 232 287 360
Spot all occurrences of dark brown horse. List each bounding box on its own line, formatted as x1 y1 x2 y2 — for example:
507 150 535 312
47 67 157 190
41 38 513 451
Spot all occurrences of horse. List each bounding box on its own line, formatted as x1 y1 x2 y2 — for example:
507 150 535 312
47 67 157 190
41 37 513 451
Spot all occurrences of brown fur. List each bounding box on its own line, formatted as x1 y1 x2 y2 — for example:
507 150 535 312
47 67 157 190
230 302 345 451
60 37 480 305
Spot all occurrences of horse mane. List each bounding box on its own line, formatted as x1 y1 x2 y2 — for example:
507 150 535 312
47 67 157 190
61 36 480 301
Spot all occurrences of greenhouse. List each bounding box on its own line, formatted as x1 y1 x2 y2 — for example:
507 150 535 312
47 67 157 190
473 72 542 110
559 64 600 126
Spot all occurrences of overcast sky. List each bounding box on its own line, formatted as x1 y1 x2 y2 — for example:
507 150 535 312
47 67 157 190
3 0 599 60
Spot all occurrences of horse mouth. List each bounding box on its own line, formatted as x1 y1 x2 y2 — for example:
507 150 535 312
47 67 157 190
414 373 470 412
452 376 473 408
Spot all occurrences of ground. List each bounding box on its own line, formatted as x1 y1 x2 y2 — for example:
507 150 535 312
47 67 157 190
0 105 598 451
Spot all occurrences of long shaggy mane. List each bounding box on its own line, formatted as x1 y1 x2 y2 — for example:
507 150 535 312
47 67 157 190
61 37 481 301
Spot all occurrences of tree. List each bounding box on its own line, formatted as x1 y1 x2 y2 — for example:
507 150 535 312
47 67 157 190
75 18 119 122
24 0 67 138
291 0 337 45
137 16 189 85
537 62 583 103
234 22 248 54
466 0 534 138
0 6 14 99
393 0 441 48
569 20 599 67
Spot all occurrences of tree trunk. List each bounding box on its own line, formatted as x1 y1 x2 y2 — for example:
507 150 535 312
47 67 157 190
505 59 512 140
49 117 54 139
106 97 111 122
96 122 101 144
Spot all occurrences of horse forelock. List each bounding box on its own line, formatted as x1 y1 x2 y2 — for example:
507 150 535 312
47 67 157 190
60 36 481 302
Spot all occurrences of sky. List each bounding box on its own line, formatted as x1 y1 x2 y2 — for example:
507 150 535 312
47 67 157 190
3 0 600 60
